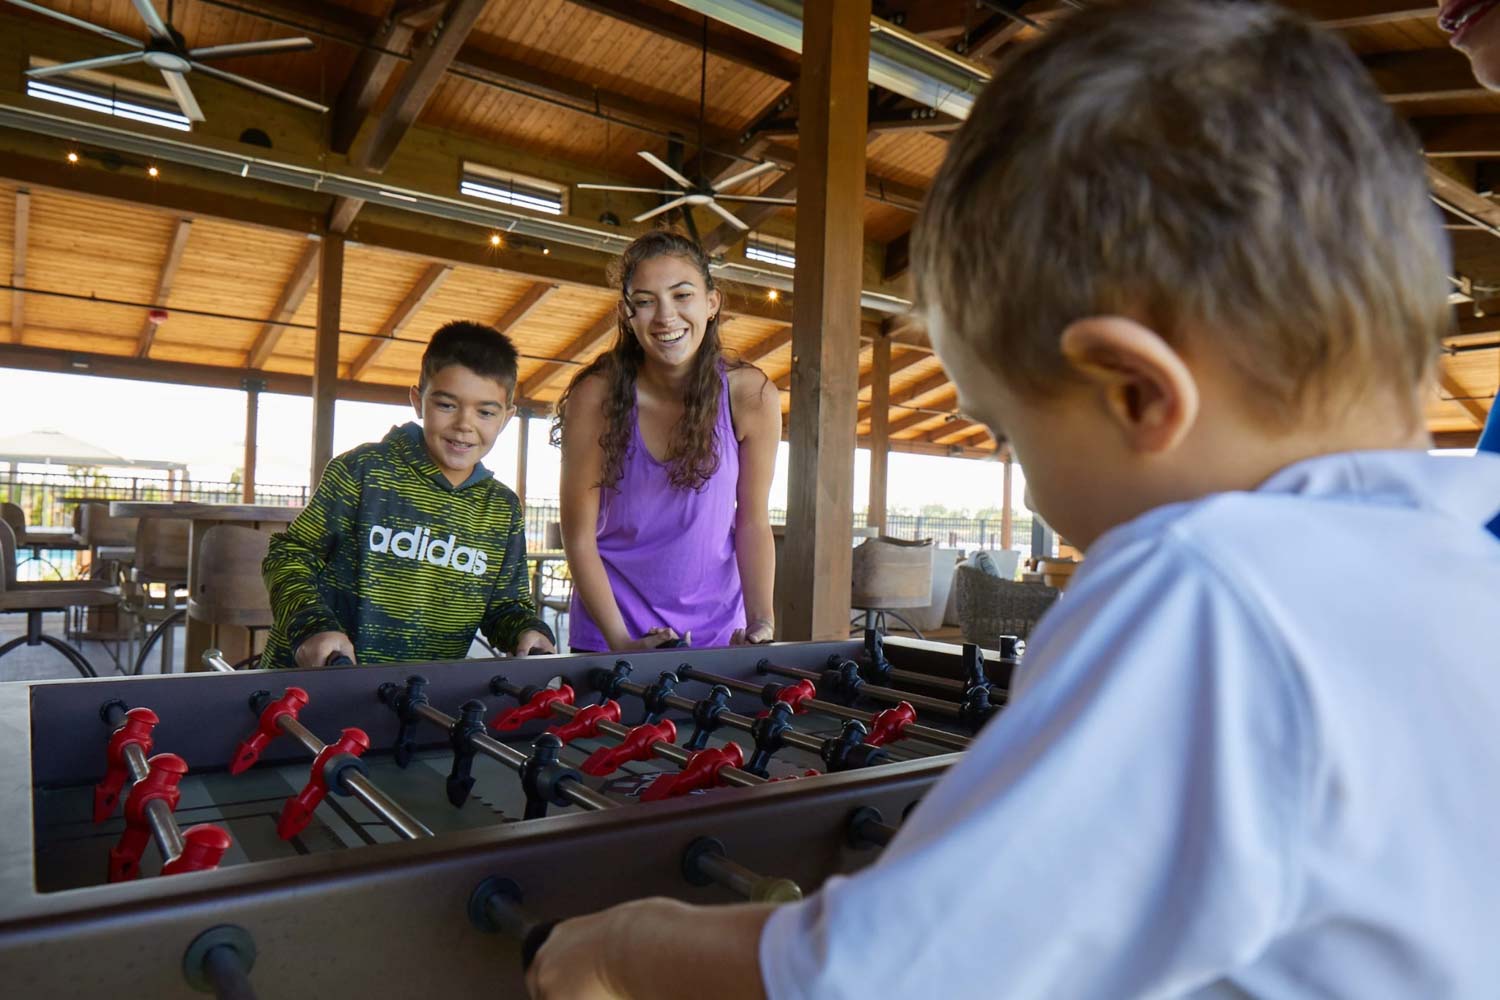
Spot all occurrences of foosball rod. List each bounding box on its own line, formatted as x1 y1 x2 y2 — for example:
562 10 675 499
203 650 234 674
676 665 971 753
246 692 433 839
600 673 837 759
398 696 617 812
100 701 186 863
489 678 762 788
759 660 965 718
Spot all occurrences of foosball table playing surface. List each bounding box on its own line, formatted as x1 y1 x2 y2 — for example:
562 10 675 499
0 634 1017 997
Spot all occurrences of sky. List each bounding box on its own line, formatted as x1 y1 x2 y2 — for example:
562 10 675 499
0 369 1023 515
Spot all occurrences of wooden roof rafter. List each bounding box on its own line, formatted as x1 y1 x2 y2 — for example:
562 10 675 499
9 188 27 344
518 308 619 400
347 261 453 380
493 282 559 336
136 218 193 359
565 0 799 81
1438 370 1492 427
329 1 448 156
246 239 321 370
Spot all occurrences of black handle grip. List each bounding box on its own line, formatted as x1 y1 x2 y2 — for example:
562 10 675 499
520 919 557 971
326 653 354 667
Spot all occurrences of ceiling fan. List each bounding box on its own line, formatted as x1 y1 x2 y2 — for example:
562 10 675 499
576 18 793 233
7 0 325 123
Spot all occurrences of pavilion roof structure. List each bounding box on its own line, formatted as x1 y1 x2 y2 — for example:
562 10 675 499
0 0 1491 457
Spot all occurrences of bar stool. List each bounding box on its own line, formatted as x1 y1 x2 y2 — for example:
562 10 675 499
67 502 139 652
127 517 190 674
849 536 935 638
188 525 275 669
0 521 119 678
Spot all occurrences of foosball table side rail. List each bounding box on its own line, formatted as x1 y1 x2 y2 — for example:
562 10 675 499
0 753 948 997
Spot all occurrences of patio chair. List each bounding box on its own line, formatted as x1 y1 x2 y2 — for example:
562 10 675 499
954 563 1059 647
125 517 191 674
850 536 934 638
0 520 119 678
188 525 275 670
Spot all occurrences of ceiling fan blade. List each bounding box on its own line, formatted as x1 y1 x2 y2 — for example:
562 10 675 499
191 61 330 112
633 196 693 224
711 160 778 192
638 151 694 190
27 51 147 78
714 195 797 205
3 0 143 47
189 38 316 60
129 0 173 42
161 69 205 122
705 199 749 231
575 184 686 195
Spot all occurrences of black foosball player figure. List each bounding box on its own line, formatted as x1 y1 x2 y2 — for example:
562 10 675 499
259 321 555 670
521 3 1500 997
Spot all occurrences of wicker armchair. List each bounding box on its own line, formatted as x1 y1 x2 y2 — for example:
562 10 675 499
954 563 1059 647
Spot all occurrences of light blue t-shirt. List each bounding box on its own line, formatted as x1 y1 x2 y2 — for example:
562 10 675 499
761 450 1500 999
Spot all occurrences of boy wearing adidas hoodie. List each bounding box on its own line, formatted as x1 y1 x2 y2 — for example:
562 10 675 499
261 321 553 669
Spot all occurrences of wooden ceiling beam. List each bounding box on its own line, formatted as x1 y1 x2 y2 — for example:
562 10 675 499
1283 0 1434 28
330 5 422 155
246 240 322 370
136 218 192 359
858 370 950 421
1428 163 1500 231
565 0 799 81
922 417 977 443
740 326 793 365
352 0 489 171
886 399 955 436
1439 370 1492 426
857 348 926 393
9 188 27 343
347 261 452 380
1363 50 1487 104
1416 115 1500 157
493 282 559 336
518 309 619 399
1433 428 1481 448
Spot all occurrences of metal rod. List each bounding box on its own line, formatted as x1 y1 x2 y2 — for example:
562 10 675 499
679 666 970 753
412 702 617 813
202 944 259 1000
544 700 763 789
613 677 829 757
120 741 187 863
274 715 433 839
693 851 802 903
202 649 235 673
761 662 963 718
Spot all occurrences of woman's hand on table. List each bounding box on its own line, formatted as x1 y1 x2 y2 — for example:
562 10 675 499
731 619 774 645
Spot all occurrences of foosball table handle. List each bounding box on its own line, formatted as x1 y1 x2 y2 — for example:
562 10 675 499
468 876 557 972
182 924 258 1000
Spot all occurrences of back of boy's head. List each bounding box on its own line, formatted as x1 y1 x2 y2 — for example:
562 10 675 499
913 0 1449 426
419 320 520 399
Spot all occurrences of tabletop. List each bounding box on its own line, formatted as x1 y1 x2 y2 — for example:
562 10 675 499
109 501 303 522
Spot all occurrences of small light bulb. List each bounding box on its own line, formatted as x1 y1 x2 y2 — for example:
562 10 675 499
147 165 159 178
767 289 780 302
66 151 79 164
489 233 502 247
541 246 550 255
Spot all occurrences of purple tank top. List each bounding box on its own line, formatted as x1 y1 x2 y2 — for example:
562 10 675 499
568 369 745 650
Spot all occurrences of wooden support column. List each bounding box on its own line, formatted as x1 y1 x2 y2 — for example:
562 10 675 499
515 410 530 511
867 333 890 534
243 377 263 504
1001 449 1014 551
782 0 870 641
311 233 344 486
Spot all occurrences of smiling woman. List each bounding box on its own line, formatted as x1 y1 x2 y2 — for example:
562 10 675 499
552 230 781 653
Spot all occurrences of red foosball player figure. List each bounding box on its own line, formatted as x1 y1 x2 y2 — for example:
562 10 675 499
523 3 1500 997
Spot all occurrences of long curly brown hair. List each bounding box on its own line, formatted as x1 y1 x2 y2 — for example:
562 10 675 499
552 230 746 491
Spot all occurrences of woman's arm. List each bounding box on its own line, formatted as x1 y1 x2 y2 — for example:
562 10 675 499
730 367 780 642
559 375 644 651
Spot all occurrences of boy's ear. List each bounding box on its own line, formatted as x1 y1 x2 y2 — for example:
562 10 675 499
409 384 422 417
1058 316 1199 454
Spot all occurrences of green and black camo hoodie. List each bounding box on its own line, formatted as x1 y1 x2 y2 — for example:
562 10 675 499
260 422 552 668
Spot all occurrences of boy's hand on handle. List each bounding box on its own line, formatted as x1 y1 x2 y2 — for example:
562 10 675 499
613 626 686 652
513 630 556 656
294 631 355 669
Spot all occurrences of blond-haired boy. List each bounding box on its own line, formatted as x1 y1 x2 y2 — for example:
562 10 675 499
525 3 1500 997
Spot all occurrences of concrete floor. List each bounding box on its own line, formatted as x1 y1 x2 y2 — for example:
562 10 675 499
0 611 182 682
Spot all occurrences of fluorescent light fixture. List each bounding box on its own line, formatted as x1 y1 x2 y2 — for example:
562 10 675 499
26 78 190 132
460 162 566 216
746 232 795 269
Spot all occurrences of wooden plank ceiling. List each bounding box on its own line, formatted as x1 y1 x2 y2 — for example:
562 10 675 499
0 0 1495 454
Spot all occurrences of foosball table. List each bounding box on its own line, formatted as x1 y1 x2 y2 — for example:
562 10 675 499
0 633 1019 998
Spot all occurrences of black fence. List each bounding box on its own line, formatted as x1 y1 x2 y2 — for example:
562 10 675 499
3 471 1033 564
